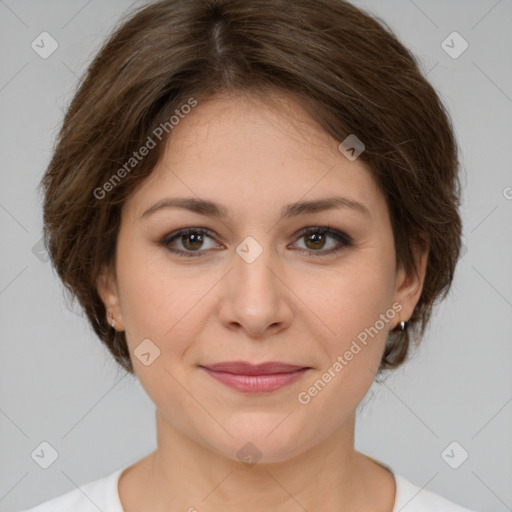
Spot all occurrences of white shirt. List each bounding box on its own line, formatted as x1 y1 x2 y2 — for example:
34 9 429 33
19 462 479 511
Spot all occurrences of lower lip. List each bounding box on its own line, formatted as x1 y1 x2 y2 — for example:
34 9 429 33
201 367 309 393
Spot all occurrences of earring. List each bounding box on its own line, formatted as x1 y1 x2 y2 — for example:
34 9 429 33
107 312 116 328
398 320 408 332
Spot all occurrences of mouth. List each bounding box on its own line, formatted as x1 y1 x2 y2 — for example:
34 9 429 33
198 361 312 393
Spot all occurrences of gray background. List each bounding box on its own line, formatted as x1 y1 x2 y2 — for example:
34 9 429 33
1 0 511 510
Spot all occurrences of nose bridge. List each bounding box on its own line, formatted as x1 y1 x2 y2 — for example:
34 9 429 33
233 234 280 300
218 233 292 335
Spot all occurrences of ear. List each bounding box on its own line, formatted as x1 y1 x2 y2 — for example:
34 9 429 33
392 238 429 327
96 263 125 331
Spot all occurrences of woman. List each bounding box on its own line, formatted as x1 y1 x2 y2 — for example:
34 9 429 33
22 0 478 510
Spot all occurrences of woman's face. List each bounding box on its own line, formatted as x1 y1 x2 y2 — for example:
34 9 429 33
98 92 426 463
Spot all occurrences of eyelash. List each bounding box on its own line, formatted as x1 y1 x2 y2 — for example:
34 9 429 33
159 226 352 258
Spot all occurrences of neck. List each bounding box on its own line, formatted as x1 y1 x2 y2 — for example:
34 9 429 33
123 409 395 511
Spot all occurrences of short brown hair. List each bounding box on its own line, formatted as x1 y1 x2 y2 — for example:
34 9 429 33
41 0 462 375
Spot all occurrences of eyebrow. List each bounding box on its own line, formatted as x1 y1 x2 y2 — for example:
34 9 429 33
140 195 371 221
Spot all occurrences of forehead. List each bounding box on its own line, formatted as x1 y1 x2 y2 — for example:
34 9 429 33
124 92 385 222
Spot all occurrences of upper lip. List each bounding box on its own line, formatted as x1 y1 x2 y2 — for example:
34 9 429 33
200 361 310 375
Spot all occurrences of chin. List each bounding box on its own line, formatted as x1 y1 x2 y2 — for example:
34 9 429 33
200 417 308 466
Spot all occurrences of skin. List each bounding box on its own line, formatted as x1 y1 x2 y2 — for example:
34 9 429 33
97 90 428 511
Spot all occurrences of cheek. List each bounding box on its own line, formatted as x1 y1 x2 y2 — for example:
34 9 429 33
302 253 396 348
116 248 207 419
295 258 395 412
118 262 172 336
116 243 221 371
116 240 186 329
294 264 396 432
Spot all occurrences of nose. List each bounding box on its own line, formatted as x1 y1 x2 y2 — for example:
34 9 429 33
217 241 294 338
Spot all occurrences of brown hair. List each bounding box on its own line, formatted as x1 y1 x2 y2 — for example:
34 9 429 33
40 0 461 376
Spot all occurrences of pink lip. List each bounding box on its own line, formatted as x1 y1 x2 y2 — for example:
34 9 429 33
199 361 311 393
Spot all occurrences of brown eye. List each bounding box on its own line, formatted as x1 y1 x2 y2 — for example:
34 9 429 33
160 228 221 257
304 231 327 250
293 227 352 257
181 232 204 251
